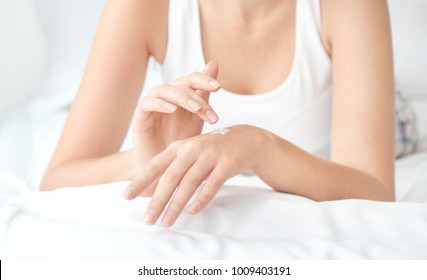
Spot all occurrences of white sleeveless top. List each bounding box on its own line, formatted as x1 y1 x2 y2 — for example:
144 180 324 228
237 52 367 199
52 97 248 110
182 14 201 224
161 0 333 161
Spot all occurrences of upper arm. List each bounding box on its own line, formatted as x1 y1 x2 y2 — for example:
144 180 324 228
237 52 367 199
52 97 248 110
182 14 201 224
322 0 395 193
47 0 167 169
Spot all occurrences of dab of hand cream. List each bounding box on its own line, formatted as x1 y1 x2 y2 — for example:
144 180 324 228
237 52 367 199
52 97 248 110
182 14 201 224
210 128 231 135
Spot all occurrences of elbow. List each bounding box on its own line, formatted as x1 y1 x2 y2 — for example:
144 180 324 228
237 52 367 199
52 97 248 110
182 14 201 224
353 181 395 202
369 173 395 202
379 183 395 202
39 167 60 192
355 181 395 202
39 175 54 192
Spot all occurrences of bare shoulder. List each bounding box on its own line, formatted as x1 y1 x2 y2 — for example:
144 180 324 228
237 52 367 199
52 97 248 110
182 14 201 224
107 0 168 61
320 0 390 54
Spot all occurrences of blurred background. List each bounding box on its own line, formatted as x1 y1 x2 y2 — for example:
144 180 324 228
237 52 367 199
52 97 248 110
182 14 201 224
0 0 426 189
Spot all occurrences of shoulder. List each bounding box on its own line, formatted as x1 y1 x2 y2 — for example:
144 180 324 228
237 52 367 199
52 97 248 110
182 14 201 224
320 0 390 55
108 0 168 61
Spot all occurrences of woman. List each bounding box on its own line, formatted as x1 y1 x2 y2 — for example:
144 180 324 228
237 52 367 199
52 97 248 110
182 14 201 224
41 0 395 227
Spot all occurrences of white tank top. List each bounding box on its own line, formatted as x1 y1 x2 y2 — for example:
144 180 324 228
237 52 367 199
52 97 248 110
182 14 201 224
161 0 333 160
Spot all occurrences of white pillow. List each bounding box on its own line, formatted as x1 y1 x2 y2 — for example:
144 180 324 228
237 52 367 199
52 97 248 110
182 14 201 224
395 90 419 157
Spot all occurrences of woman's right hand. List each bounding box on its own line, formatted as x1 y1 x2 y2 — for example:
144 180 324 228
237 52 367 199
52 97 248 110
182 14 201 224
131 61 221 191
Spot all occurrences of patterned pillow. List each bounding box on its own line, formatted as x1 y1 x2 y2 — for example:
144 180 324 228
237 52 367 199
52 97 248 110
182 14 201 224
395 90 419 158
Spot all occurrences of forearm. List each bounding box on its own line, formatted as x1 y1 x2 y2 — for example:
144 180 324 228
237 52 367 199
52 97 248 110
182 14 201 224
40 150 135 191
252 130 394 202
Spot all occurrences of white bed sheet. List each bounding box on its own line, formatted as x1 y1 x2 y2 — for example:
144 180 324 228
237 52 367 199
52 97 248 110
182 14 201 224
1 180 427 259
1 96 427 259
1 150 427 259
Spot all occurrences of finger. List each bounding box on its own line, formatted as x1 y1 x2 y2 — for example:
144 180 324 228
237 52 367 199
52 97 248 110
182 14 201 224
133 95 178 128
151 85 219 124
196 61 220 100
138 178 159 197
161 159 214 227
122 150 175 200
184 88 219 124
170 71 221 92
138 97 177 114
144 154 196 225
187 166 228 214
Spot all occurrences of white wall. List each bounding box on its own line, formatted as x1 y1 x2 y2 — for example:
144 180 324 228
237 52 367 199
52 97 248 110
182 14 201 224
0 0 45 115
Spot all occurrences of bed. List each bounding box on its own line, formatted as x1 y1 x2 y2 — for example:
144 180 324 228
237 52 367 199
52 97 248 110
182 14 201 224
1 0 427 259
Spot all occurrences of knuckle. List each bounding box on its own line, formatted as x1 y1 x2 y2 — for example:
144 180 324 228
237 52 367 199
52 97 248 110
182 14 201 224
145 161 159 174
148 85 162 95
133 170 148 181
169 199 186 213
161 84 175 96
181 174 200 187
190 139 204 151
196 99 209 109
149 197 167 211
168 140 183 152
175 140 202 156
162 170 181 184
188 72 202 83
207 178 219 189
176 148 189 158
197 191 214 206
222 155 239 171
190 71 201 78
207 174 224 188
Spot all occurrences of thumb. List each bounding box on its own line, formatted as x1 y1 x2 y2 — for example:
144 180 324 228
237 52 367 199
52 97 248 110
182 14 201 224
197 61 219 100
201 60 219 79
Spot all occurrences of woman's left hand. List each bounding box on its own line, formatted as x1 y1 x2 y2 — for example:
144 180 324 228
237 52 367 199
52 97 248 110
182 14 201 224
122 125 269 227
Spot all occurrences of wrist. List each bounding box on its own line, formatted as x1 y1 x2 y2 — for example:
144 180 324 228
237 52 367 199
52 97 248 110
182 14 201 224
230 125 277 168
250 126 279 171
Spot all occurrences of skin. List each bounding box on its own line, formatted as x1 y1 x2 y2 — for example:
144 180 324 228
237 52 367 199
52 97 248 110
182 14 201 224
41 0 395 227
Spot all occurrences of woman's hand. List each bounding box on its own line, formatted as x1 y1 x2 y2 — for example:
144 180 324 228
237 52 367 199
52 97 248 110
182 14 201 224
132 61 221 167
131 62 221 195
122 125 270 227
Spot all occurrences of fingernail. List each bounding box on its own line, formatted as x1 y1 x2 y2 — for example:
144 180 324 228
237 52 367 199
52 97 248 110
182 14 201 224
122 187 135 200
209 80 221 89
144 209 157 225
162 212 175 227
188 201 201 214
206 110 219 123
188 99 202 111
164 103 177 112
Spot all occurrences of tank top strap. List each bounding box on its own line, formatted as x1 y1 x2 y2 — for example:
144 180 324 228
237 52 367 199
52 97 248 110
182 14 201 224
161 0 203 82
298 0 331 65
303 0 323 34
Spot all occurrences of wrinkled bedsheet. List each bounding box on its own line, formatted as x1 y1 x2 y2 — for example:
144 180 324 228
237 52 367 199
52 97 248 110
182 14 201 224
0 100 426 259
1 152 427 259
